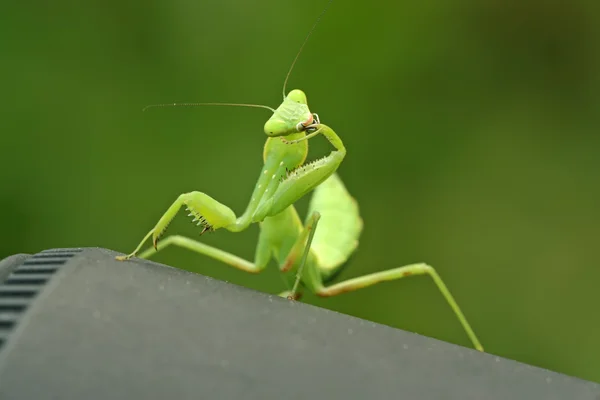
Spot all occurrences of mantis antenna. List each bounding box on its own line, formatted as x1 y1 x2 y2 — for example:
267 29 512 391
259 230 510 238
144 0 334 112
142 102 275 113
281 0 335 99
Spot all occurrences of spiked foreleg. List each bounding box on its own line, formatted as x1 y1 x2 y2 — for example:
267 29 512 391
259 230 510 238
253 124 346 221
116 191 236 261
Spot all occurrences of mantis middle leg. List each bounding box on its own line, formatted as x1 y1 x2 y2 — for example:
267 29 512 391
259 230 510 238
123 210 323 298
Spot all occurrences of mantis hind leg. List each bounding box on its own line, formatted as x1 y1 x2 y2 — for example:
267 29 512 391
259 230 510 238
313 263 484 352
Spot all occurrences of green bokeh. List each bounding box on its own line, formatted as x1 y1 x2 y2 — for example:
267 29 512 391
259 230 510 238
2 0 599 382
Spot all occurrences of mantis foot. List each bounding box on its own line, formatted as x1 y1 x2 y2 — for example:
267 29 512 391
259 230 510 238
278 291 303 301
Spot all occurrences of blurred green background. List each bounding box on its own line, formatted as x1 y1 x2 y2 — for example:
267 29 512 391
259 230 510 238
2 0 599 383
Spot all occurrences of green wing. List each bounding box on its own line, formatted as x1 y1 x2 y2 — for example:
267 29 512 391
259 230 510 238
306 172 363 275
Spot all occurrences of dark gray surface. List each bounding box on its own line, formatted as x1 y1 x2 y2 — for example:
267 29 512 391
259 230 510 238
0 248 598 400
0 254 31 282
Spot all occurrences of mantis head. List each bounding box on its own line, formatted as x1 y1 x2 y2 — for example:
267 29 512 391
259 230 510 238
264 89 313 137
143 0 327 140
263 0 332 137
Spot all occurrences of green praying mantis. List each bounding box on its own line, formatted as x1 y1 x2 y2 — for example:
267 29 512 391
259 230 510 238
116 1 484 352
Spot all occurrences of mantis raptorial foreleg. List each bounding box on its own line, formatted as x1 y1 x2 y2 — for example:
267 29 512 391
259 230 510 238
253 124 345 221
312 263 484 352
116 191 237 261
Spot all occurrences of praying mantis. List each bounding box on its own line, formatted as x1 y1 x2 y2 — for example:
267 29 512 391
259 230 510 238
116 1 484 352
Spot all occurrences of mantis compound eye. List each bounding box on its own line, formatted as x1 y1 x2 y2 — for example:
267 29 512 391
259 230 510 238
264 118 289 136
287 89 308 104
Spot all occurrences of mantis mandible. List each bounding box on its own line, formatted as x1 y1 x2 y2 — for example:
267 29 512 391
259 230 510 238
116 0 484 352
